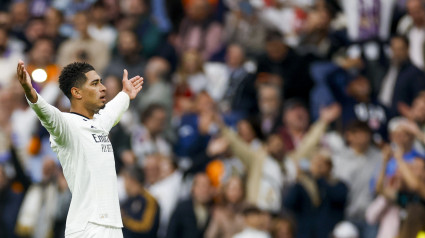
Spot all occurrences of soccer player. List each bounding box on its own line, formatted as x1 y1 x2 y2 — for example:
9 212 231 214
16 60 144 238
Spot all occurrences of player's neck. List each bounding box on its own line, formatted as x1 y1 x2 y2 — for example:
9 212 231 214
70 104 95 119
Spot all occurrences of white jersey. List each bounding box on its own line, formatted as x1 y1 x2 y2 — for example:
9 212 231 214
27 92 130 236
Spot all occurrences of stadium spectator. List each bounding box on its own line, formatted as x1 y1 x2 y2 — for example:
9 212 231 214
256 84 282 137
397 0 425 70
26 37 61 86
377 35 425 117
143 154 162 187
271 216 295 238
101 0 121 23
131 104 171 165
217 122 284 212
21 17 46 51
256 31 312 101
204 44 245 102
174 91 215 160
205 176 246 238
173 49 208 115
393 152 425 238
284 149 348 238
0 146 28 238
331 121 381 238
0 11 11 32
0 27 24 87
375 145 425 238
87 1 117 49
384 117 422 178
121 166 160 238
118 0 163 58
149 156 183 238
340 75 388 141
233 206 272 238
403 92 425 125
103 30 146 79
217 44 258 115
9 81 62 168
57 11 110 73
15 159 71 238
136 57 173 114
223 2 266 57
278 99 310 152
176 0 224 61
220 103 341 213
341 0 395 42
9 2 30 40
166 173 214 238
236 118 263 149
296 0 343 61
44 7 68 50
398 93 425 153
310 63 388 140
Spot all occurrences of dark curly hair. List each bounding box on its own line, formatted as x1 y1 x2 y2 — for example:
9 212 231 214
59 62 95 99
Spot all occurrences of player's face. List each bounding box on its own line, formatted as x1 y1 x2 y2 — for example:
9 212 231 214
81 70 107 112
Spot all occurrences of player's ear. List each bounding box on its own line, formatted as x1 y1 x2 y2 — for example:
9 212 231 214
71 87 82 99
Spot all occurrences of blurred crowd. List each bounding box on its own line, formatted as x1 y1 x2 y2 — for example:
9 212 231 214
2 0 425 238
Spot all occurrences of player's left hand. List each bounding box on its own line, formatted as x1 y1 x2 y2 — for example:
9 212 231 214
121 69 144 100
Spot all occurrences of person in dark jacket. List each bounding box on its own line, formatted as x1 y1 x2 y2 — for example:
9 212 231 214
256 31 313 102
0 145 29 238
310 62 389 142
0 164 24 238
284 150 348 238
220 44 258 117
377 35 425 117
121 166 160 238
166 173 214 238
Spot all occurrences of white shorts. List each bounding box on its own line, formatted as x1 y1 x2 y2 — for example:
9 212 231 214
66 222 123 238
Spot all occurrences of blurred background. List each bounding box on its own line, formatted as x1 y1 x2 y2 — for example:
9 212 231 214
2 0 425 238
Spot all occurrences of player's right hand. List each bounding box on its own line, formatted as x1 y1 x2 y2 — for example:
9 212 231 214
16 60 33 91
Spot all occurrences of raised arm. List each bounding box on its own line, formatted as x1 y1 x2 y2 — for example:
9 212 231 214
400 120 425 145
375 145 396 200
220 126 262 169
394 149 425 199
213 110 262 169
97 69 144 131
289 103 341 161
121 69 144 100
17 60 37 103
17 61 71 146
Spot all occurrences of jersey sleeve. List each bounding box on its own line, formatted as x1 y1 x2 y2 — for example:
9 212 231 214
27 93 71 146
97 91 130 132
